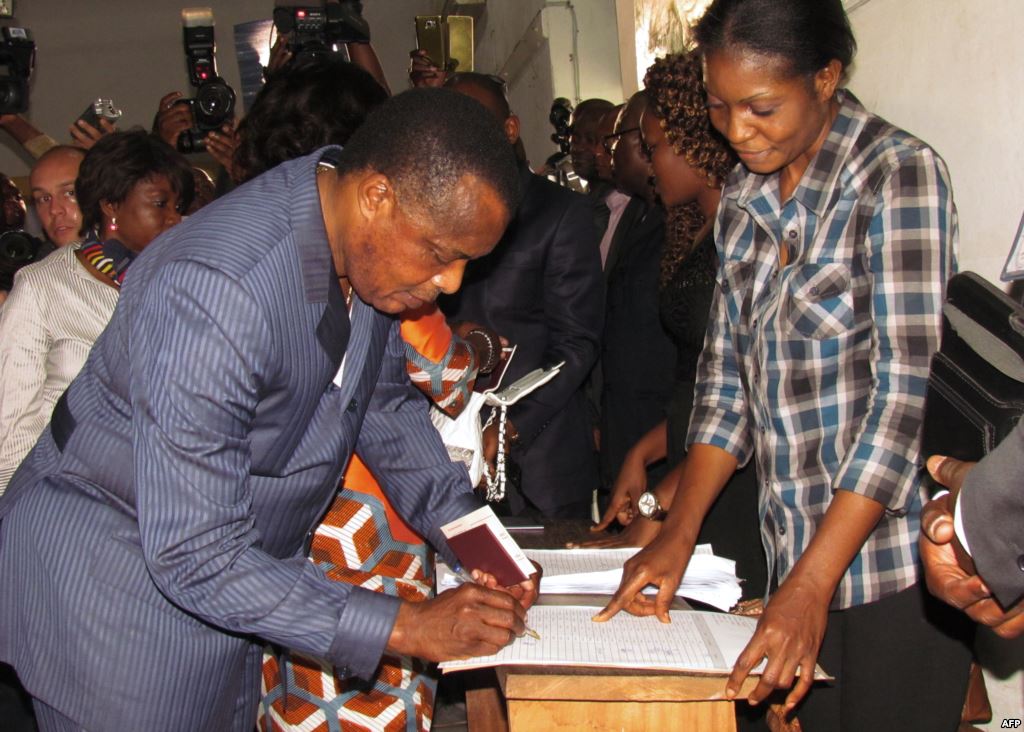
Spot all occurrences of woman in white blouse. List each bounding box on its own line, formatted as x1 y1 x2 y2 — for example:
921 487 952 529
0 130 193 493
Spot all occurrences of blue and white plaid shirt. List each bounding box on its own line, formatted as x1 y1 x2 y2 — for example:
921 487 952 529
688 91 958 610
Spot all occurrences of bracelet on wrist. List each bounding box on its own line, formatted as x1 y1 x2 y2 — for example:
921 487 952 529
465 327 500 373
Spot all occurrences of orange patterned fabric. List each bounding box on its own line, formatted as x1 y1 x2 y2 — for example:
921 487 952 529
258 307 473 732
402 305 477 418
258 488 436 732
340 455 423 547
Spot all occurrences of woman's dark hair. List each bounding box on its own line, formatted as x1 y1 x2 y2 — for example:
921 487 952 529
75 129 194 237
693 0 857 79
233 56 388 183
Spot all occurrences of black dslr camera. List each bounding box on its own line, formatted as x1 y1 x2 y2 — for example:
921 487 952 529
549 97 573 156
543 98 586 194
177 7 236 154
0 26 34 115
272 2 370 63
0 229 45 291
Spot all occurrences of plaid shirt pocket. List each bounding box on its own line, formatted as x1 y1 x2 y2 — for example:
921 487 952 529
786 262 855 339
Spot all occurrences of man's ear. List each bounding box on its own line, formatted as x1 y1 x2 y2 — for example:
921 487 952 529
356 172 394 222
504 114 521 147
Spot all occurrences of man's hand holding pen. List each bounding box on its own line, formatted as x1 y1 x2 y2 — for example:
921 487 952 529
458 561 544 639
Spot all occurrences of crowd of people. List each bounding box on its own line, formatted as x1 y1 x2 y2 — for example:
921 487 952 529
0 0 1019 730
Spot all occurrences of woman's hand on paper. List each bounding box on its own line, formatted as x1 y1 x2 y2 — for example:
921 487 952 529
592 452 647 531
725 576 830 712
591 531 692 623
572 515 661 549
388 582 527 661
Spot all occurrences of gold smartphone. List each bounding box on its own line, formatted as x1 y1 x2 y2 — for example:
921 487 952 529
415 16 445 69
415 15 473 73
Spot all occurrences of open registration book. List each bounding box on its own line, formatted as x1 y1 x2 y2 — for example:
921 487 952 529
439 605 829 681
438 545 743 612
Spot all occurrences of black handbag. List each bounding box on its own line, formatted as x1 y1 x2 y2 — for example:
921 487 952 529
921 272 1024 494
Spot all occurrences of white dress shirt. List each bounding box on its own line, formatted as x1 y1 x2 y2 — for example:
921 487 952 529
0 244 118 493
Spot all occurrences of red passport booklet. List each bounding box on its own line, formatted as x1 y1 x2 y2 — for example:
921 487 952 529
440 506 533 586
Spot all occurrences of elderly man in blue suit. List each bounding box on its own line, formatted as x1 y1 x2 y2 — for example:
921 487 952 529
0 89 535 731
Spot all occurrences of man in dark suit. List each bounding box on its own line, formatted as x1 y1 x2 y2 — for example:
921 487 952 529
441 73 603 519
0 89 536 731
598 90 675 496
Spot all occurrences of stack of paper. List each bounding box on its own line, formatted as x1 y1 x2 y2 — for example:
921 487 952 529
437 544 743 612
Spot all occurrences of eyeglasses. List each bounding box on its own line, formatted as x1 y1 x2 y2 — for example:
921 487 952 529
602 127 640 155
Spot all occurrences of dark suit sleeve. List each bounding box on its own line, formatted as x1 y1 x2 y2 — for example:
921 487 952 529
356 321 483 565
960 417 1024 607
508 195 603 450
131 261 398 681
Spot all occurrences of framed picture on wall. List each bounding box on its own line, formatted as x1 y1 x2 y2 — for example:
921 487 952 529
1001 209 1024 282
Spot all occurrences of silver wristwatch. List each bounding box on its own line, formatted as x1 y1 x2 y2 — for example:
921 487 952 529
637 491 667 521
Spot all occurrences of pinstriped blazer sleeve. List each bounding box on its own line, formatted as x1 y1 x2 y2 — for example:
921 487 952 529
356 321 482 564
130 260 398 679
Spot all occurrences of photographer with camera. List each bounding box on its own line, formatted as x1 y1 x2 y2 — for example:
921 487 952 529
271 1 387 88
0 171 39 307
153 89 238 175
153 7 238 182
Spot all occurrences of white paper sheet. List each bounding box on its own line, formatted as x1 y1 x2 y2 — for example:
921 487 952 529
439 605 761 674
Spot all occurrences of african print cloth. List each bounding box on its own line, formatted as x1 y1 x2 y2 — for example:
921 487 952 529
258 487 436 732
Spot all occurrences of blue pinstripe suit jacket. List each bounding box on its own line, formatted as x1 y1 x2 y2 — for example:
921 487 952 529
0 149 479 731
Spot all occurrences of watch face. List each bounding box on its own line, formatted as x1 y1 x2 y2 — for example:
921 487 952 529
638 492 657 518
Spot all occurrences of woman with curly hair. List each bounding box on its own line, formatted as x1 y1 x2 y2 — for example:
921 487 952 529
591 50 766 605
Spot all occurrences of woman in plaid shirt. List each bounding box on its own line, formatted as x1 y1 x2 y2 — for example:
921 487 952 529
597 0 973 728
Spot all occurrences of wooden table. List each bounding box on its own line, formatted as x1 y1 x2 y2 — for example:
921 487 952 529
460 520 754 731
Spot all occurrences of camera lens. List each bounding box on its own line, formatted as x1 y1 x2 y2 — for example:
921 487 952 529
0 230 40 263
0 79 27 115
194 79 235 129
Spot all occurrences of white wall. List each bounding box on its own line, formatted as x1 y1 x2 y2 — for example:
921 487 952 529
848 0 1024 286
847 2 1024 725
0 0 441 178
